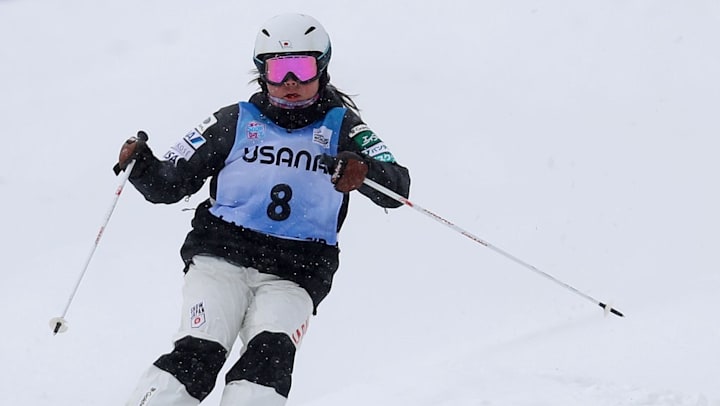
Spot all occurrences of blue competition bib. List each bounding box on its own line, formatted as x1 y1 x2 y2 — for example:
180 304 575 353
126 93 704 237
209 102 346 245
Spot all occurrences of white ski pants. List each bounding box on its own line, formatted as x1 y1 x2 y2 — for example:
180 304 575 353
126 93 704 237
125 255 314 406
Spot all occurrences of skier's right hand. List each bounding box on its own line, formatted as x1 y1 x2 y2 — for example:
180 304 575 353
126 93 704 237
113 130 149 175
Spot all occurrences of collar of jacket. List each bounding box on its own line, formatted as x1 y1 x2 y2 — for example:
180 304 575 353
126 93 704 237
249 87 344 130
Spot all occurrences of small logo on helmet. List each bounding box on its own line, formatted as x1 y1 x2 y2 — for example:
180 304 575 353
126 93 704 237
279 40 292 49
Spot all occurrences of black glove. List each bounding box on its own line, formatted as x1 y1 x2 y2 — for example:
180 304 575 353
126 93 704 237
113 131 149 175
322 151 369 193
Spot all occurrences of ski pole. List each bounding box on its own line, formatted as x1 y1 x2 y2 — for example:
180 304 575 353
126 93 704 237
50 160 136 335
362 178 624 318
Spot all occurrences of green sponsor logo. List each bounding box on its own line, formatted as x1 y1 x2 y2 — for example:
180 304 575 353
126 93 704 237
353 130 380 149
374 152 396 163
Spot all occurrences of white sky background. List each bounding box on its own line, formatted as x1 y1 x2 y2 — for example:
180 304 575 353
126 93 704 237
1 1 719 405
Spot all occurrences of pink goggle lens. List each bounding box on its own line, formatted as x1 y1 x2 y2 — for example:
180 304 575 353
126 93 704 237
265 55 319 85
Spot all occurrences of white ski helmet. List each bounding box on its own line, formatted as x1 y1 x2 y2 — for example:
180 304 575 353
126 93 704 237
253 13 332 76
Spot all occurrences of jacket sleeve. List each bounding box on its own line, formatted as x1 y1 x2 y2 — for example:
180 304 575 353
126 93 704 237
339 110 410 208
127 105 239 204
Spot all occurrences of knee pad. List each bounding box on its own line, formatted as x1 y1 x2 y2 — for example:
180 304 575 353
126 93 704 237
153 335 227 401
225 331 296 398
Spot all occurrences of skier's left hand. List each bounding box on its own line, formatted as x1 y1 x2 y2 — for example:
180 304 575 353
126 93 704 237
324 152 369 193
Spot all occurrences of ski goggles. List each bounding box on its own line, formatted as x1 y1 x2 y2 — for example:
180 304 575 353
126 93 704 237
264 55 319 85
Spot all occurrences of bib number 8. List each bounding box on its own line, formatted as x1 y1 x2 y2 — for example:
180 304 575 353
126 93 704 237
267 184 293 221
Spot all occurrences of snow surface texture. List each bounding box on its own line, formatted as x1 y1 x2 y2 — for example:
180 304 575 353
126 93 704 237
1 0 719 405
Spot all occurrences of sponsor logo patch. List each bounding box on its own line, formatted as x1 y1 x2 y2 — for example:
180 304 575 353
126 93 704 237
348 124 395 162
357 131 380 148
190 301 206 328
247 121 265 139
163 130 205 165
195 115 217 134
164 140 194 164
184 130 207 150
349 126 380 149
312 126 332 148
362 142 389 158
349 124 371 139
374 152 396 162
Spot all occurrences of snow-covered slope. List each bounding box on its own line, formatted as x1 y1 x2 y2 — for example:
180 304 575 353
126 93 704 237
1 0 719 404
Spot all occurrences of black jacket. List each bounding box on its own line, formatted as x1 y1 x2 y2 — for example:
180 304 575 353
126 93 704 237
127 86 411 311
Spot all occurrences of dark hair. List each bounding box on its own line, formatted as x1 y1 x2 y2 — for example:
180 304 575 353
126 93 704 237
250 70 360 114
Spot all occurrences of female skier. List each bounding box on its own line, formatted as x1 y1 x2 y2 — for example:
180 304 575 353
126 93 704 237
117 13 410 406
